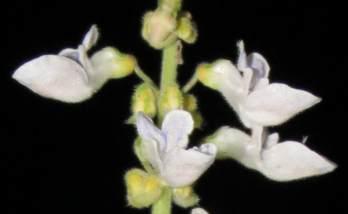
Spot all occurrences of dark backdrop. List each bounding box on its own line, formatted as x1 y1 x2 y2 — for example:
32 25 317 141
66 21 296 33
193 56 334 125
4 1 347 214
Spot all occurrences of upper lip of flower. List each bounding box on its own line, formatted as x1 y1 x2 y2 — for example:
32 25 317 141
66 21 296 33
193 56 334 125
58 24 99 81
236 40 270 93
136 110 217 188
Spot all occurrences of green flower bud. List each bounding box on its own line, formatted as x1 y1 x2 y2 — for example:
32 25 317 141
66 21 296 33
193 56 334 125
158 84 184 119
176 12 198 44
173 186 200 208
91 47 136 79
183 94 203 128
125 168 163 209
131 83 157 118
183 94 198 112
192 111 203 129
142 10 177 49
158 0 182 15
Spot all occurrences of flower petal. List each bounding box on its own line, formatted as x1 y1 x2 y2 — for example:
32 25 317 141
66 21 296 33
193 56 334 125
58 25 99 63
77 45 95 80
236 41 270 91
82 25 99 51
261 141 337 181
58 48 80 61
59 45 112 93
191 207 209 214
161 144 217 187
161 110 194 151
253 77 269 91
12 55 93 103
237 40 248 71
216 61 246 116
264 132 279 149
247 52 270 89
214 59 244 94
136 113 165 172
241 83 321 126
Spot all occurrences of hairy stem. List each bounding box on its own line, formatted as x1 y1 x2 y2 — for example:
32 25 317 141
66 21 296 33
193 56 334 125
151 3 183 214
151 36 180 214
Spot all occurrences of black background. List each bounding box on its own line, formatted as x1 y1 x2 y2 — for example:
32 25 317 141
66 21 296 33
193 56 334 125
4 0 347 214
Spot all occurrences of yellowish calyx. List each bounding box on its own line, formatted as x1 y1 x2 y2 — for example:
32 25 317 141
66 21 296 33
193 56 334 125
125 168 163 209
91 47 136 79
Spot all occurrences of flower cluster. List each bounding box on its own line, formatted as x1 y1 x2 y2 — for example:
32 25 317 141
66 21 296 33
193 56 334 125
11 0 336 213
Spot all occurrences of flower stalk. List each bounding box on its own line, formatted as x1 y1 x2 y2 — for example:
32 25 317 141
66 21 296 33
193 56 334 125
151 187 173 214
182 70 199 93
134 65 158 90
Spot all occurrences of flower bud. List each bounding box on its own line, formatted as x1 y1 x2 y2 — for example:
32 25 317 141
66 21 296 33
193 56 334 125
176 12 198 44
192 111 203 129
125 168 163 209
158 84 184 119
142 10 177 49
158 0 182 15
183 94 198 112
173 186 200 208
131 83 157 118
183 94 203 128
91 47 136 79
196 63 218 90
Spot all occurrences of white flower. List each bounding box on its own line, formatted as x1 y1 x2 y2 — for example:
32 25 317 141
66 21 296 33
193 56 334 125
136 110 217 188
12 25 117 103
191 207 209 214
211 41 321 128
208 126 336 181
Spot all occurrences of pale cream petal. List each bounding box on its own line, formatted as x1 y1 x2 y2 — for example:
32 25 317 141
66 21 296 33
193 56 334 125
58 48 80 61
247 52 270 89
214 59 244 94
261 141 337 181
241 83 321 126
264 132 279 149
161 110 194 151
162 144 217 187
191 207 209 214
206 126 251 160
136 113 165 172
12 55 93 103
82 24 99 50
236 40 248 71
